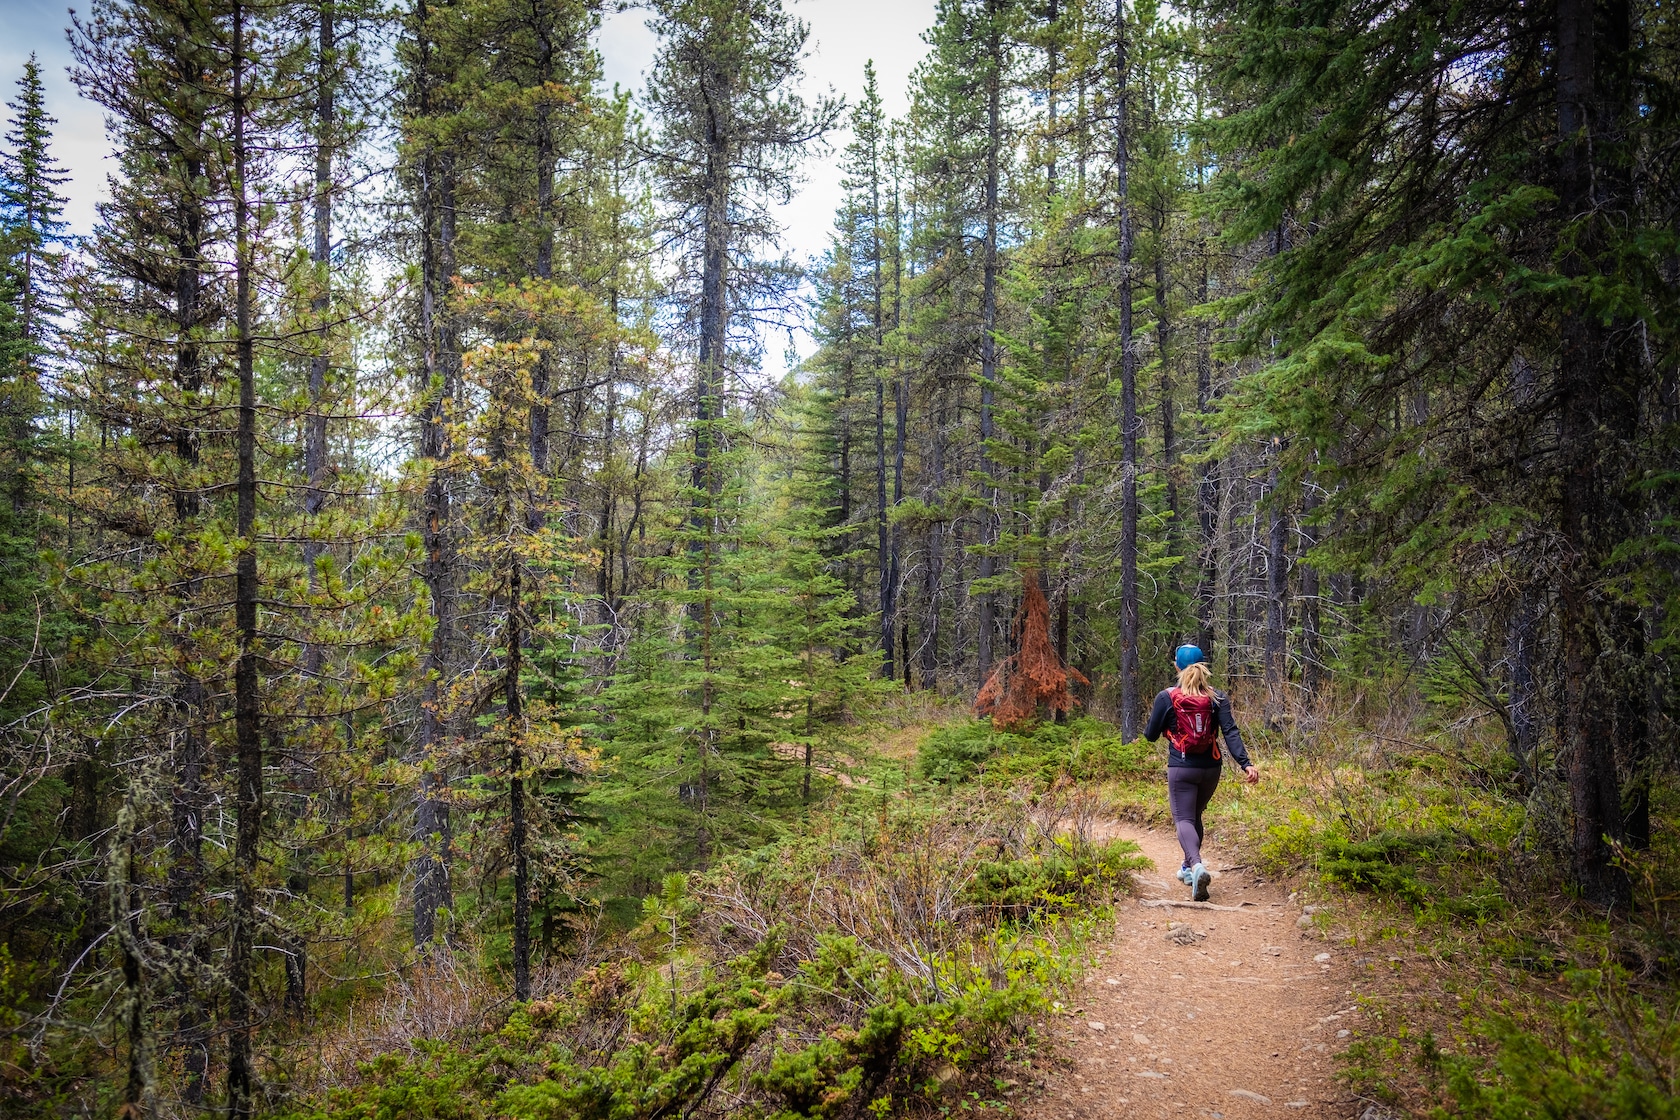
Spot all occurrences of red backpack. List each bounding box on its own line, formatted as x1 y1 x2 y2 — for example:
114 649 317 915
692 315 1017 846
1166 687 1221 759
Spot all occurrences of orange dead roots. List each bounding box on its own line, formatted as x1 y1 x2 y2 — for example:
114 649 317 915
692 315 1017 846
975 572 1089 729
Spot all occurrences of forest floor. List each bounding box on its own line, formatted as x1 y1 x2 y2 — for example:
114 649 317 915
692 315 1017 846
1022 824 1364 1120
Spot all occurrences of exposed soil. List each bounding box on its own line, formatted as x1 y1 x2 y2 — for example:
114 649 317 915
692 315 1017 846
1021 824 1362 1120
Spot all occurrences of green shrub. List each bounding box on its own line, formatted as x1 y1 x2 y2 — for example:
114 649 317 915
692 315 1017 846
965 837 1147 919
915 717 1156 788
1443 996 1680 1120
1320 830 1453 905
916 722 998 785
1259 809 1323 873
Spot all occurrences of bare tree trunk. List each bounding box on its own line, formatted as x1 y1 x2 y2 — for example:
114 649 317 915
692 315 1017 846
1195 244 1217 654
507 556 531 999
1299 477 1321 698
891 345 907 688
922 379 946 691
1506 586 1539 786
113 802 155 1119
1263 456 1287 730
1154 212 1175 547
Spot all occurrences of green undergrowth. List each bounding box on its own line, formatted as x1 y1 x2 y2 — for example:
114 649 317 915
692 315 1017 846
1194 709 1680 1120
916 716 1156 787
278 785 1143 1120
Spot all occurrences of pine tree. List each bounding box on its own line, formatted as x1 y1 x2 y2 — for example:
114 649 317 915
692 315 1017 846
0 55 69 374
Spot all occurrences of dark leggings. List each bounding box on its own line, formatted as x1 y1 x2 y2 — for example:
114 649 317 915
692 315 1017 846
1167 766 1221 868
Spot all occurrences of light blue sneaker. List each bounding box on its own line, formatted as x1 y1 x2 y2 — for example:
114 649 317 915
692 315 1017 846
1177 865 1194 886
1191 863 1211 902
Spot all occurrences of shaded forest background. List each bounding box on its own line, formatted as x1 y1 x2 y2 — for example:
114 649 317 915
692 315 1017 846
0 0 1676 1116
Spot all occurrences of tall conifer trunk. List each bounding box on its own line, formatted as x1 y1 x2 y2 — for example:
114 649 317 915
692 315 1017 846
976 0 1003 689
923 383 945 690
167 39 211 1100
1155 213 1175 546
1115 0 1139 740
530 18 556 509
690 93 729 863
413 18 458 946
303 1 333 667
1556 0 1634 909
890 158 907 688
227 2 262 1109
291 0 337 1017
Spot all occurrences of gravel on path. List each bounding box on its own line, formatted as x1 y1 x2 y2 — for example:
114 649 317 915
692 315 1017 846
1019 825 1358 1120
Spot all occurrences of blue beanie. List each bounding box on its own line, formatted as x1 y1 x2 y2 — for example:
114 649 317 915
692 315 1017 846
1175 645 1207 671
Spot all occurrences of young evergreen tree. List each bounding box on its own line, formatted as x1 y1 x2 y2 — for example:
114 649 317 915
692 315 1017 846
643 0 838 846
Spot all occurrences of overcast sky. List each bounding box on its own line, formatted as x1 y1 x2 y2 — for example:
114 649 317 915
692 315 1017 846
1 0 939 371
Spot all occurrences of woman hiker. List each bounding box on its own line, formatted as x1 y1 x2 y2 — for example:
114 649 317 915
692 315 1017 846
1142 645 1260 901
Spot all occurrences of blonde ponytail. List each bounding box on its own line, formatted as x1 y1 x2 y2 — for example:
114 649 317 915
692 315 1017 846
1177 661 1212 698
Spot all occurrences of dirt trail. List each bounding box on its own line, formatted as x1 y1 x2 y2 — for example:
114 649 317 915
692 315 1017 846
1022 825 1359 1120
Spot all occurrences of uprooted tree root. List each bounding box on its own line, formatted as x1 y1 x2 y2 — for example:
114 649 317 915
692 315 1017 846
976 573 1089 730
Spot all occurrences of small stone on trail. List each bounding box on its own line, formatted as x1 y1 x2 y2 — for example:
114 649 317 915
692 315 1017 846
1228 1090 1272 1104
1133 1032 1152 1044
1135 1071 1169 1080
1105 978 1121 985
1088 1021 1106 1031
1314 952 1331 963
1337 1029 1351 1038
1297 915 1315 929
1286 1101 1311 1109
1166 921 1206 945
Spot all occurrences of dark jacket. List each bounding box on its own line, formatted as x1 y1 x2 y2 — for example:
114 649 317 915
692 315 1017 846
1142 688 1253 771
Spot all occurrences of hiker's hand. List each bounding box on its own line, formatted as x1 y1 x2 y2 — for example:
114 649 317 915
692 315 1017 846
1243 766 1260 785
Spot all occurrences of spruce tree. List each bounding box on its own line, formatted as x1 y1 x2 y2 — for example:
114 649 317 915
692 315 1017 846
0 55 68 369
1206 0 1679 905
